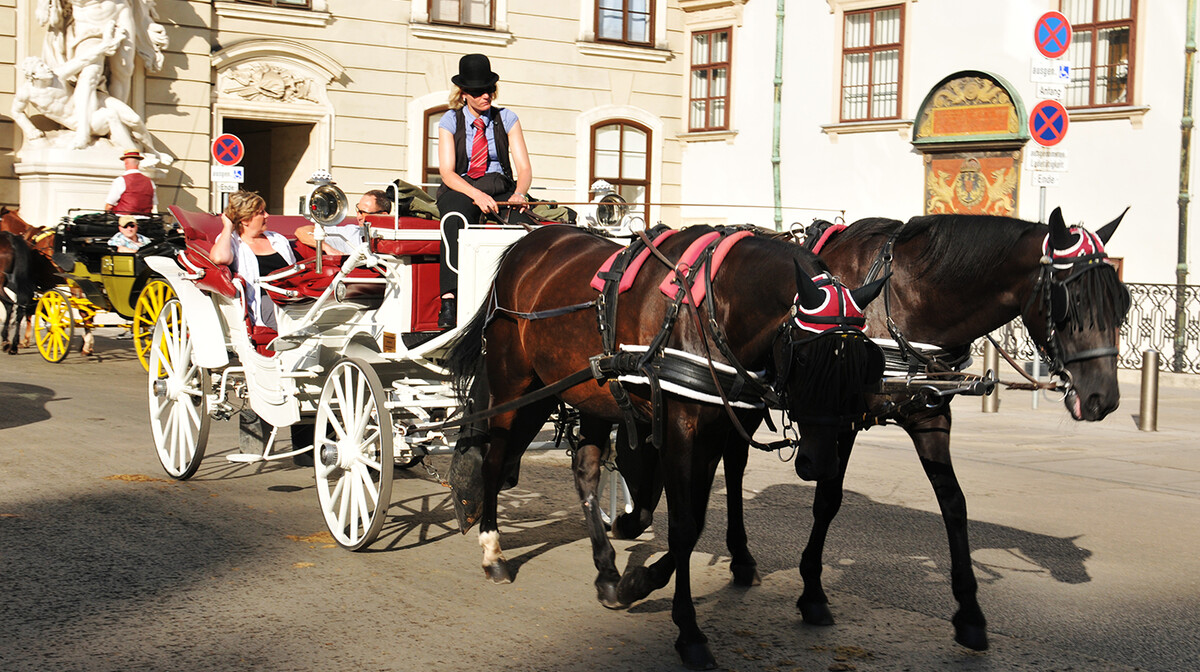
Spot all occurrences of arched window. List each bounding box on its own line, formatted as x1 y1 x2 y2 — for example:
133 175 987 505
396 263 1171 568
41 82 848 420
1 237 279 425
590 120 651 217
423 106 449 189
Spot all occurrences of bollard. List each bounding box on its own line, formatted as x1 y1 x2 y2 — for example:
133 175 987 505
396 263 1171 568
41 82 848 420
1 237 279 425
1031 357 1042 410
1138 349 1159 431
982 340 1000 413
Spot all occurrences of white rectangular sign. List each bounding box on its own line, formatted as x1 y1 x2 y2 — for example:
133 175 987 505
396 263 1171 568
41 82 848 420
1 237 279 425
216 181 238 193
1031 58 1070 83
1031 171 1062 187
1036 83 1066 100
211 165 245 183
1028 147 1069 172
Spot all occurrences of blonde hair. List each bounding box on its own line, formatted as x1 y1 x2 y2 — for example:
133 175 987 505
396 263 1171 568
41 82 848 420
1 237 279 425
224 190 266 234
447 84 499 110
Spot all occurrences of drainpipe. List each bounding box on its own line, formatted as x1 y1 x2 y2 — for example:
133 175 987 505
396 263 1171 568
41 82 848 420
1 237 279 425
1176 0 1196 372
772 0 785 231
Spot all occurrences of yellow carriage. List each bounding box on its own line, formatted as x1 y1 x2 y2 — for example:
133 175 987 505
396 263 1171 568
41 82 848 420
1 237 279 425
33 210 179 369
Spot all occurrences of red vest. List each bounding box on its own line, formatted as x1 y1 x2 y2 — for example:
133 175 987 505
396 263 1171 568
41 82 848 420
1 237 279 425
113 172 155 214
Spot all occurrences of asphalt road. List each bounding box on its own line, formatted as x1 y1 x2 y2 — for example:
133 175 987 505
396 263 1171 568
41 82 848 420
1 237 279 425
2 329 1197 671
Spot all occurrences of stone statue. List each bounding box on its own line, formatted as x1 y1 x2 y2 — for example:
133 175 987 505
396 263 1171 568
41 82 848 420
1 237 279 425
13 24 171 165
28 0 167 154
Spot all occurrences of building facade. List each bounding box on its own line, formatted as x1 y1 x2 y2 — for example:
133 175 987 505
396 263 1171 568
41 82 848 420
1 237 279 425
679 0 1197 285
2 0 687 227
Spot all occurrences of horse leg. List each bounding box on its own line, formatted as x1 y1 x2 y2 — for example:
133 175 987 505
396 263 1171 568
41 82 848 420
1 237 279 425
610 423 662 540
477 398 555 584
571 416 624 608
905 408 988 651
722 440 760 587
663 421 724 671
82 325 94 356
797 430 858 625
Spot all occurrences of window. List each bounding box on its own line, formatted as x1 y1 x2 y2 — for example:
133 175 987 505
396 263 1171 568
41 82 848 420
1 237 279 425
1061 0 1135 108
238 0 311 8
424 106 449 188
430 0 494 29
840 5 903 122
597 0 654 47
690 29 731 132
591 121 651 218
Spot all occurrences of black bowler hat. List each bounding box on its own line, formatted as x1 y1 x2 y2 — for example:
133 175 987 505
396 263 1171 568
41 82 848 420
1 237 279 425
451 53 500 90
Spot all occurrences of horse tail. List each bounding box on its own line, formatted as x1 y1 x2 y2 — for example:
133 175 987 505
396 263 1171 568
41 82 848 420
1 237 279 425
446 296 490 405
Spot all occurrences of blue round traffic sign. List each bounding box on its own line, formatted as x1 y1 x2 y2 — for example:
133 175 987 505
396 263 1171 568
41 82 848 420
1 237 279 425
1029 100 1069 147
1034 11 1072 59
212 134 244 166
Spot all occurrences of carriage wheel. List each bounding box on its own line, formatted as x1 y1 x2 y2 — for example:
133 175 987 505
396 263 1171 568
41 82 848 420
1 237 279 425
314 358 394 551
133 279 175 372
33 289 75 363
147 298 210 480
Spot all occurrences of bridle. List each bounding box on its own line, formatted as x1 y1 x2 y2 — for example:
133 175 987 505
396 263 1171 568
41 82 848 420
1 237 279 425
1023 227 1122 387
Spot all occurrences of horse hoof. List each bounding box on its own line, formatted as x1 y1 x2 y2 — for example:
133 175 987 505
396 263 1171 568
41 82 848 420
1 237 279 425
797 599 835 626
610 512 647 540
616 566 655 605
595 580 625 610
483 561 512 584
730 563 760 587
953 617 989 651
675 640 717 670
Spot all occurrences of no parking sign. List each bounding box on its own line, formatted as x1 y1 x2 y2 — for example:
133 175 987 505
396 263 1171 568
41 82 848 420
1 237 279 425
1034 11 1072 60
1029 99 1069 147
212 134 244 166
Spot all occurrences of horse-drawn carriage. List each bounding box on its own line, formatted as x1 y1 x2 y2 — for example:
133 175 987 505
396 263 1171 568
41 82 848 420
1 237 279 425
32 209 180 368
143 172 1131 668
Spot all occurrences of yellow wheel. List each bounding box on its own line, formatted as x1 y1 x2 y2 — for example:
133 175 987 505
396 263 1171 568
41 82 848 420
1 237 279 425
133 279 175 371
33 289 75 363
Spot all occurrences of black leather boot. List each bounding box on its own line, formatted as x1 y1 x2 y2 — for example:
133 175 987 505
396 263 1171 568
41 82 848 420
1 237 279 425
438 296 457 329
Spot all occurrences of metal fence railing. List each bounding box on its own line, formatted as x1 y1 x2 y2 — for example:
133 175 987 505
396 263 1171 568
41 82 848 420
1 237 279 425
969 283 1200 375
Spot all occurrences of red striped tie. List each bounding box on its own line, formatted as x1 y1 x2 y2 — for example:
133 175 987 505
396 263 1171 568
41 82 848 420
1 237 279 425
468 117 488 179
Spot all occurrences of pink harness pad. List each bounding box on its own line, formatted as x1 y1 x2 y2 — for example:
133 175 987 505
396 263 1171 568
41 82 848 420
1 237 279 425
809 223 847 254
659 230 753 305
589 229 680 293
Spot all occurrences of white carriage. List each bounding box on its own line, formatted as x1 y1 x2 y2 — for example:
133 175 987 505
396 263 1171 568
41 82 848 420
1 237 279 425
144 176 526 550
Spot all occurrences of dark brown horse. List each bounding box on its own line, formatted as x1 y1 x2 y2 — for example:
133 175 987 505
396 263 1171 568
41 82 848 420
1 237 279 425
610 207 1130 653
1 231 61 354
446 224 888 669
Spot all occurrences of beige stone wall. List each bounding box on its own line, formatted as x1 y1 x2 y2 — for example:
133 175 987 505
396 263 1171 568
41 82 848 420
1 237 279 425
1 0 17 209
5 1 685 221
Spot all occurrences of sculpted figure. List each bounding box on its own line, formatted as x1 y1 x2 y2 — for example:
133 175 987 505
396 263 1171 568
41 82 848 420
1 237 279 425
35 0 167 150
13 24 171 165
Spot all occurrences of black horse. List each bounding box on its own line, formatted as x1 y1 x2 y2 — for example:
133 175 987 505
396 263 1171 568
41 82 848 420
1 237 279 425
609 207 1130 653
446 224 887 669
1 231 60 354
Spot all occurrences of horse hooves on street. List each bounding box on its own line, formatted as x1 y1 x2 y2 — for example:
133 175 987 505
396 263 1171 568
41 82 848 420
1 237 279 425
675 639 717 671
595 578 625 609
483 561 512 584
615 565 665 605
730 562 761 587
952 613 989 651
609 511 649 540
797 599 835 626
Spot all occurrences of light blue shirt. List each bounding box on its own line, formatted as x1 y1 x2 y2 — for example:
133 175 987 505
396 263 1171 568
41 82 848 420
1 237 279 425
108 231 151 250
439 107 520 177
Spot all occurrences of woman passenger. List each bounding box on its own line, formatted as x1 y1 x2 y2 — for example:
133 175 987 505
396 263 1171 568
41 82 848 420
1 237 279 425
210 190 296 330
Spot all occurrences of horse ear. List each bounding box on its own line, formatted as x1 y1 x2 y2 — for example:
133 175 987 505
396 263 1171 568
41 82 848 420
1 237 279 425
1095 207 1129 244
793 259 825 310
1048 207 1073 250
850 273 889 309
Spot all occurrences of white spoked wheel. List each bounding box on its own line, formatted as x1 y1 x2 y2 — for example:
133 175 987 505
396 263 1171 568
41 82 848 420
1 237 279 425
314 357 394 551
147 298 210 480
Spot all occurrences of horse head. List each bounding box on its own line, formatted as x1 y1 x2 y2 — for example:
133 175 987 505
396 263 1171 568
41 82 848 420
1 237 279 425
1025 207 1131 421
776 265 887 481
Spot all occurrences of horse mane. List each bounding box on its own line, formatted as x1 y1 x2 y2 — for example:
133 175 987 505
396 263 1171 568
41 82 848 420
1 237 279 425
837 213 1040 282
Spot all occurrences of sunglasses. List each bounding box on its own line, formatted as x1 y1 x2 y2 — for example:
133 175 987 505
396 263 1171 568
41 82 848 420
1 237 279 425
120 223 137 229
463 87 495 97
357 208 387 216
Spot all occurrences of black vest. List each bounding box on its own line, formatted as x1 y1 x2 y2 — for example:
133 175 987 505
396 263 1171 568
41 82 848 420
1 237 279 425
453 107 512 180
